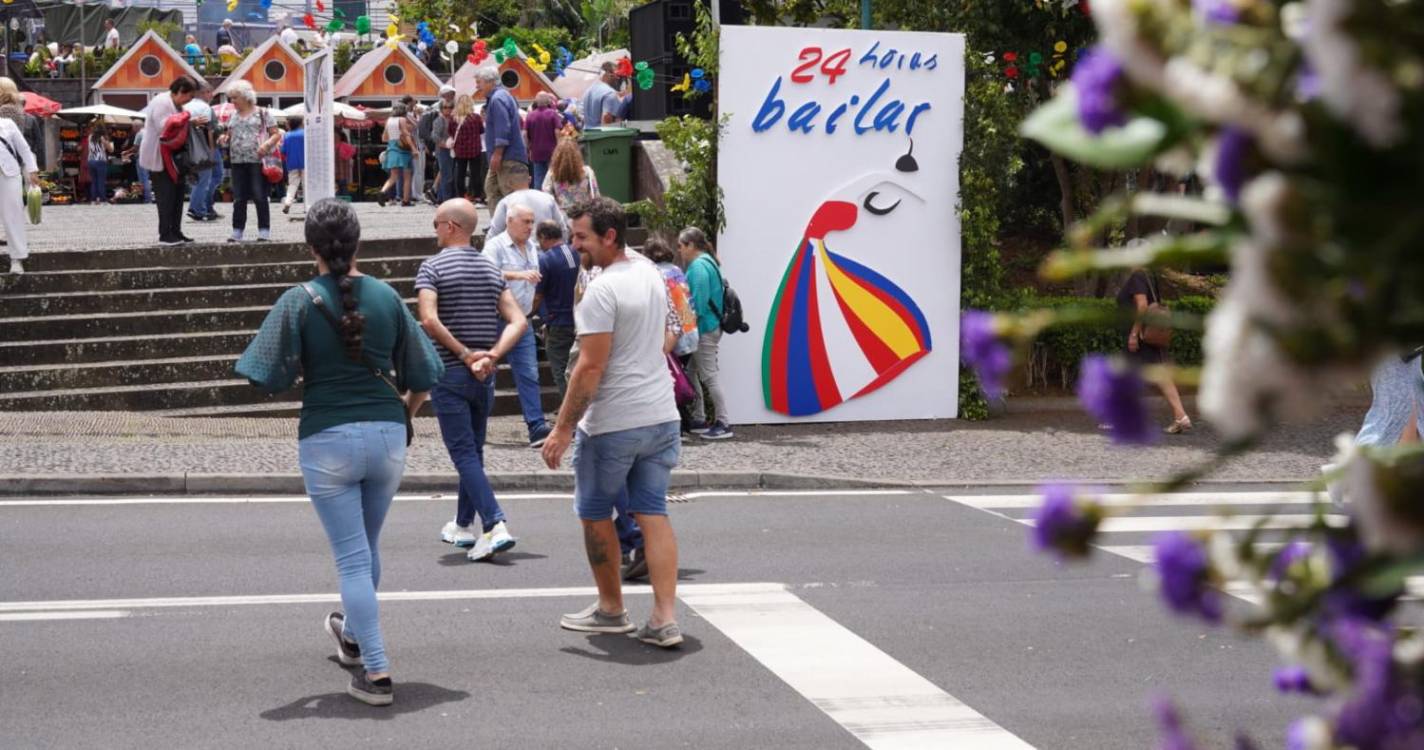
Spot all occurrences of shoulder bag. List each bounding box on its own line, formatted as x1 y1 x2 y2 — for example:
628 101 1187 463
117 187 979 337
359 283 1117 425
1140 273 1173 350
301 281 415 446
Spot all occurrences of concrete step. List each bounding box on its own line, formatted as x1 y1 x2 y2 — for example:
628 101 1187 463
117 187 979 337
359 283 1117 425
0 353 548 393
0 378 561 415
0 236 445 275
0 306 275 342
0 278 419 317
0 330 255 366
0 256 430 294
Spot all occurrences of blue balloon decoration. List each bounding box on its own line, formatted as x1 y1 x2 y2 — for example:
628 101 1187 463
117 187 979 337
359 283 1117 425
259 0 272 8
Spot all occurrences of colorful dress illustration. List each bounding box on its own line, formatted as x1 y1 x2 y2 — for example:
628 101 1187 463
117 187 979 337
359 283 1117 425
762 198 932 416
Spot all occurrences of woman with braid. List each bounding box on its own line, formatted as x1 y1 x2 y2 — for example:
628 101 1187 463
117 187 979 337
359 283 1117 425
236 198 444 706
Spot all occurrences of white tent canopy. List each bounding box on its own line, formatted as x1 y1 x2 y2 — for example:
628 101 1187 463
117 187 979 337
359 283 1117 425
57 104 147 124
552 48 629 102
279 101 368 121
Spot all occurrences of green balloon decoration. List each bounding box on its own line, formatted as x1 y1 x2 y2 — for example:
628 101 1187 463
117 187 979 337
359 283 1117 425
326 19 344 32
502 37 519 59
493 49 508 63
355 15 371 35
635 62 654 90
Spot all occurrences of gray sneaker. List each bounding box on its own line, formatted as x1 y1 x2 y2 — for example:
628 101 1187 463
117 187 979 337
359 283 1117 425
633 620 684 648
559 602 635 633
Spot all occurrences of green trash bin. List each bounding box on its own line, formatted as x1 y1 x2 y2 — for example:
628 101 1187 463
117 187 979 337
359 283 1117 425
579 127 638 204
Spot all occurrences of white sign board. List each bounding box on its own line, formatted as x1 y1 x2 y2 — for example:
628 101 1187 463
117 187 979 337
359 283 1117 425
717 26 965 424
303 49 335 205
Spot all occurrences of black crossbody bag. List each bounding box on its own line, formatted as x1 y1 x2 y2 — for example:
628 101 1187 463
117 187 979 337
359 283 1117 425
301 281 414 446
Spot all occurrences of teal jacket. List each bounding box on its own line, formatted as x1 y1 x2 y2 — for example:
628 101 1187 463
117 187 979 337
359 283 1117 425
685 253 723 335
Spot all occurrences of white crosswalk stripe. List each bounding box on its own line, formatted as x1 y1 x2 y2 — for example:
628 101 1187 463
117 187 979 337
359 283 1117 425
946 490 1424 604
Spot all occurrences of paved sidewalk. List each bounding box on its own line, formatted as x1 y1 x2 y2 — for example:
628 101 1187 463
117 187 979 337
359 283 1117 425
0 402 1364 492
19 202 465 254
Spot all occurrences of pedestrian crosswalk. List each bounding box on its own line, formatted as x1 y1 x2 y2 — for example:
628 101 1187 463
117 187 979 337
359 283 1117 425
945 489 1424 603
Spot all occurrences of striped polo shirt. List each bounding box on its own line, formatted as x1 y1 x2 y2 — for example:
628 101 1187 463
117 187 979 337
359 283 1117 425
414 245 507 368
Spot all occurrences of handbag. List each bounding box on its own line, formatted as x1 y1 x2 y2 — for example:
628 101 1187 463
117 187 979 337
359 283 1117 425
667 353 695 406
1140 273 1173 349
301 282 415 446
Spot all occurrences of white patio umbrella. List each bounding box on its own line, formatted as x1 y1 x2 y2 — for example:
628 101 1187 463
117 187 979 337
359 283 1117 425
279 101 368 121
57 104 146 124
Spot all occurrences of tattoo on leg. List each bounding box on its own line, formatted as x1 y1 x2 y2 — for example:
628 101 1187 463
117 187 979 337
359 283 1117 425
584 523 610 566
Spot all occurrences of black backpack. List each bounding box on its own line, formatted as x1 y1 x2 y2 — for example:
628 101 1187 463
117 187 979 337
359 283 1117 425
703 255 749 335
417 107 439 152
177 122 215 177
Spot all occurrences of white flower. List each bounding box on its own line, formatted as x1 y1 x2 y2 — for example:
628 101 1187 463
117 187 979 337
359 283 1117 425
1162 59 1307 162
1343 447 1424 556
1303 0 1404 148
1199 294 1317 439
1089 0 1170 89
1289 716 1335 750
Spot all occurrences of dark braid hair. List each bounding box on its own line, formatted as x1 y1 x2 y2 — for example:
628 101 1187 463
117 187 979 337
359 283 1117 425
305 198 365 362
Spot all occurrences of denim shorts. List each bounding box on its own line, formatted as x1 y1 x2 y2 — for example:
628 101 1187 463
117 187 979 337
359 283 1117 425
572 421 680 521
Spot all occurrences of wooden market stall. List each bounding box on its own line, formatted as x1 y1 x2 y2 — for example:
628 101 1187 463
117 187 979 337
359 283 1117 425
90 30 210 111
334 45 445 199
214 35 307 109
449 55 559 105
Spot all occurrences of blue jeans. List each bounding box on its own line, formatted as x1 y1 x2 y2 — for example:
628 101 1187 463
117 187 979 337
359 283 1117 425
136 165 152 203
188 165 215 217
87 160 108 202
431 366 507 531
436 149 455 202
501 322 548 438
572 421 681 521
531 160 549 196
298 421 407 676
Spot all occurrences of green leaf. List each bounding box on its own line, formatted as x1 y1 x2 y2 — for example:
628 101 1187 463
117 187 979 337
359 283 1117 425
1019 86 1171 169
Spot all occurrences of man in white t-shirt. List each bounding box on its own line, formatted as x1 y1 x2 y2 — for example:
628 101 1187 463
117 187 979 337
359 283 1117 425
103 20 120 51
542 197 684 648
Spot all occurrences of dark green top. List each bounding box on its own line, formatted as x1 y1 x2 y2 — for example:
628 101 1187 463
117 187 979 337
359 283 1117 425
235 275 445 440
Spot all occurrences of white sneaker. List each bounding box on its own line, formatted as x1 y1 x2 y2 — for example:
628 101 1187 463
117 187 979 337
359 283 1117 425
467 521 517 562
440 520 476 548
7 259 21 275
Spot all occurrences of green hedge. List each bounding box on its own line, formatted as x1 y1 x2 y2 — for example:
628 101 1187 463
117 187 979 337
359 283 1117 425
1026 295 1214 390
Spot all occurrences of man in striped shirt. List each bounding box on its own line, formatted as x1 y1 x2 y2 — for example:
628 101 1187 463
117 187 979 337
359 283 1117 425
416 198 529 563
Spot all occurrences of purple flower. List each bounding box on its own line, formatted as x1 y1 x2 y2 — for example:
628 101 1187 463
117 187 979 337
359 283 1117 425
1152 696 1198 750
1273 665 1317 695
1329 618 1420 747
1194 0 1240 24
960 310 1012 399
1078 355 1152 445
1072 46 1128 134
1153 531 1222 623
1269 539 1312 581
1324 531 1400 622
1214 127 1253 204
1030 483 1102 558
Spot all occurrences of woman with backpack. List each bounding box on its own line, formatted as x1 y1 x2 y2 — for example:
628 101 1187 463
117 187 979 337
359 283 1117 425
679 227 734 440
235 198 443 706
1117 266 1191 434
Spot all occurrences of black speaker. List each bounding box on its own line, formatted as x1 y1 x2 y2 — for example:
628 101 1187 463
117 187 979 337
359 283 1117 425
628 0 740 121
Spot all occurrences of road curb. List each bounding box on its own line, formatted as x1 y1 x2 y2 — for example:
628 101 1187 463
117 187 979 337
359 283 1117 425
0 471 1321 496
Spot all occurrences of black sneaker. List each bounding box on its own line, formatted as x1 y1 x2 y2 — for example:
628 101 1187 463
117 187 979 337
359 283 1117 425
528 423 553 449
324 611 362 666
347 671 393 706
186 211 205 222
621 547 648 581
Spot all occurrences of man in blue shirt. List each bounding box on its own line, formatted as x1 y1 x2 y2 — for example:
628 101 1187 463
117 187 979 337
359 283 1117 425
281 116 305 214
474 66 528 208
532 220 581 402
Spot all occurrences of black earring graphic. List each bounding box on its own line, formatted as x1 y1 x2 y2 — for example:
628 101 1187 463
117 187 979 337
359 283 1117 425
895 139 919 173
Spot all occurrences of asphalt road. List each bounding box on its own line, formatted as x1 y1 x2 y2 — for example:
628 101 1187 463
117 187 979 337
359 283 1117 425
1 487 1322 749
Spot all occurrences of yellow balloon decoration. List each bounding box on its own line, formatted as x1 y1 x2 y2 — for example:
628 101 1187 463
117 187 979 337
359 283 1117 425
532 43 551 66
671 73 691 93
226 0 238 11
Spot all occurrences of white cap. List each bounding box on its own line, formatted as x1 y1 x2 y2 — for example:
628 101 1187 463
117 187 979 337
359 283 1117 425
439 84 456 95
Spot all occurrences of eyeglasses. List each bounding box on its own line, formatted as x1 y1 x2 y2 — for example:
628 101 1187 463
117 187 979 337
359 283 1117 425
433 219 463 231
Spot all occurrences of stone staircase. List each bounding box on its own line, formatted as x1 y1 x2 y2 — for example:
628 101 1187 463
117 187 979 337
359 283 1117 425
0 239 560 418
